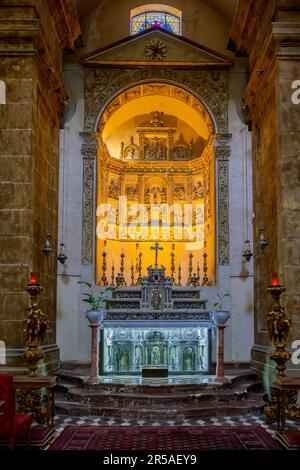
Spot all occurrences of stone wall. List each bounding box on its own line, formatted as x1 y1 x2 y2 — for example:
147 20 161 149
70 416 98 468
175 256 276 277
230 0 300 378
0 1 80 374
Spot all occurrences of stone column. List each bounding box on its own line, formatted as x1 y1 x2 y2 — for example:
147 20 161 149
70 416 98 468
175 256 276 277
215 325 226 381
89 324 100 384
0 1 80 374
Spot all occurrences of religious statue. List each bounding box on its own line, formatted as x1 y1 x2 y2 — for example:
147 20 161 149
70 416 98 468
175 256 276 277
173 184 186 201
144 187 150 204
193 181 205 200
108 179 120 199
160 187 167 203
126 185 139 201
150 110 164 127
150 287 162 310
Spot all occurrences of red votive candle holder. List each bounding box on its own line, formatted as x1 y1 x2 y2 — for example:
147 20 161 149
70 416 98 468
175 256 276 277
30 272 37 285
272 272 279 286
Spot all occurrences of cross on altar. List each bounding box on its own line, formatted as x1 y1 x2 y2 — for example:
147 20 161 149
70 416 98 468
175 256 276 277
151 242 163 268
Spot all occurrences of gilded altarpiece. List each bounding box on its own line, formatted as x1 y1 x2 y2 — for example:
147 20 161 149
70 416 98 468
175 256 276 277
80 69 230 275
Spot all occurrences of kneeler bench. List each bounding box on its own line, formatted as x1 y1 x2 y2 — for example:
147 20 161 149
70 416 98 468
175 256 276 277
0 375 56 448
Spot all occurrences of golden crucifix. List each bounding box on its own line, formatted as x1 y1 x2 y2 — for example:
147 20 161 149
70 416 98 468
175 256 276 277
151 242 163 268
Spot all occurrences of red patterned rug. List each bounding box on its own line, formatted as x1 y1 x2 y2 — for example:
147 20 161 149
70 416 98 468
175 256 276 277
48 425 282 450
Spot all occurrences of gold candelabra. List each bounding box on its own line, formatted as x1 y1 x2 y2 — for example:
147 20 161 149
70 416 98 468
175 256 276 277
23 276 48 376
264 274 300 421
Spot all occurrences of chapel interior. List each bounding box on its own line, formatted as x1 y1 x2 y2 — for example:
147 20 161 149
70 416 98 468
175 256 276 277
0 0 300 453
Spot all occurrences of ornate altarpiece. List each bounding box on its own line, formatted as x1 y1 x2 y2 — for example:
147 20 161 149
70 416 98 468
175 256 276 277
80 28 232 269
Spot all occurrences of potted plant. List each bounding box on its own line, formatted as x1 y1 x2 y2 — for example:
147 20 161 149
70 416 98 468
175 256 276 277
78 282 115 325
212 293 231 326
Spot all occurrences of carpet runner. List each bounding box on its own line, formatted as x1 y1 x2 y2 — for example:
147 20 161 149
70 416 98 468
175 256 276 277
48 425 282 450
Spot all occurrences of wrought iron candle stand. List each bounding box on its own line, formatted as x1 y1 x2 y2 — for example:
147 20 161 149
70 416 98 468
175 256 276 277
23 279 48 376
187 253 193 285
202 242 209 286
177 263 182 286
264 277 300 421
110 262 115 287
137 252 143 286
131 263 135 286
101 241 108 286
170 244 175 285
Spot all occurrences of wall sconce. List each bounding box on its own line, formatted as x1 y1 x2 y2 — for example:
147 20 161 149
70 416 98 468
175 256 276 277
43 234 67 265
242 239 253 262
258 227 268 252
42 233 52 257
57 242 68 265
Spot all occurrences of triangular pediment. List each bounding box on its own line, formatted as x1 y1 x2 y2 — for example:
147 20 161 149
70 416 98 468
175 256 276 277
82 28 232 68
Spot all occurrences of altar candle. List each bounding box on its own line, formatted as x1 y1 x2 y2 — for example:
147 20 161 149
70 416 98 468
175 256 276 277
272 272 278 286
30 272 37 285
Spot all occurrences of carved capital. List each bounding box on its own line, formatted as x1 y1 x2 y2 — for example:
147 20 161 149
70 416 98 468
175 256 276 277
80 132 99 160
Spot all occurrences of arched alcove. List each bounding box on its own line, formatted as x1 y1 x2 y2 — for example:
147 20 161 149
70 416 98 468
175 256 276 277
95 83 216 285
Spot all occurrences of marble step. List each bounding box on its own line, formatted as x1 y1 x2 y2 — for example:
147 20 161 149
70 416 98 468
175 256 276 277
55 397 263 419
56 371 258 393
56 381 262 407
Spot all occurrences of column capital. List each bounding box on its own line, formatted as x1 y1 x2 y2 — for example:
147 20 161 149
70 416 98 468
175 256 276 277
214 145 231 161
80 132 99 160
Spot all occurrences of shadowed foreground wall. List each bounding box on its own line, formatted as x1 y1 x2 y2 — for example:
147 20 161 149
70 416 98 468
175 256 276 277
0 0 80 374
230 0 300 379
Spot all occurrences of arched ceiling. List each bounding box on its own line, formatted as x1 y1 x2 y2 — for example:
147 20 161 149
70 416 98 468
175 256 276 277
100 84 213 159
102 95 210 143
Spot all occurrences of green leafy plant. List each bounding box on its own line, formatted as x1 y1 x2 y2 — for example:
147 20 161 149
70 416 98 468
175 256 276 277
213 293 231 310
78 282 115 310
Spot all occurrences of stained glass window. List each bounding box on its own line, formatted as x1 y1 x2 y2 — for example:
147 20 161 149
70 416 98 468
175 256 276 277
131 11 181 35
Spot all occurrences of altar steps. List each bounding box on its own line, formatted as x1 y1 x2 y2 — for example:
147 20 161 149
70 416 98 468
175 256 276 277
55 365 264 419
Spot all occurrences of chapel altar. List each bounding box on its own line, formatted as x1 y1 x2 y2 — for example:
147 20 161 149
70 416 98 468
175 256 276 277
100 245 212 375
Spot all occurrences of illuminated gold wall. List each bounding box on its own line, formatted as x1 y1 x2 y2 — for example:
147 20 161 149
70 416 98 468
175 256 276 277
96 84 215 286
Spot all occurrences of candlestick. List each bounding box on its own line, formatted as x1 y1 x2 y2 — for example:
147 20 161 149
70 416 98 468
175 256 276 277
23 281 47 376
110 262 115 287
101 241 108 286
170 244 175 285
264 280 295 422
272 272 279 286
177 263 182 286
202 241 209 286
131 262 135 286
30 272 37 285
187 253 193 285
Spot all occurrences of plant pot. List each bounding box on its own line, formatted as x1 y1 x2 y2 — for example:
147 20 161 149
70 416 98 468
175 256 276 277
212 310 230 326
85 309 106 325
